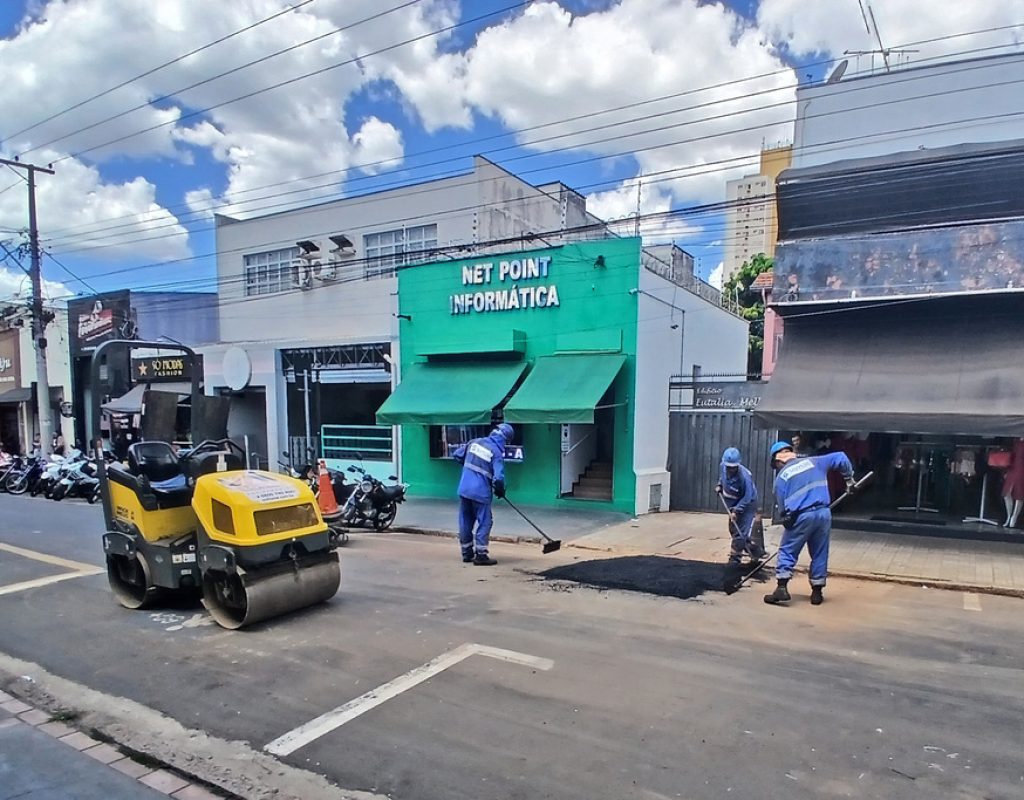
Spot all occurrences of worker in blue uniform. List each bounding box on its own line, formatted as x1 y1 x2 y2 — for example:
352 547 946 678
715 447 762 564
766 441 855 606
453 423 513 566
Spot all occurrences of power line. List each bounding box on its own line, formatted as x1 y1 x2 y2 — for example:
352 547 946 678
5 0 319 145
44 250 101 296
35 27 1023 245
14 0 426 160
46 76 1024 262
42 1 530 166
40 38 1024 253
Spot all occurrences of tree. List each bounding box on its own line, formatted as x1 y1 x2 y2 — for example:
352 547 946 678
722 253 772 377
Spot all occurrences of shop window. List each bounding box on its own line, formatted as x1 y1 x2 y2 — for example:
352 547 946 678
363 224 438 279
243 247 300 296
429 425 524 462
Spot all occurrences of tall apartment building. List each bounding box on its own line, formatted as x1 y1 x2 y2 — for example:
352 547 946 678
722 145 792 280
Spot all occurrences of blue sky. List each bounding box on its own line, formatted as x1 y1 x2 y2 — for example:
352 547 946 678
0 0 1019 302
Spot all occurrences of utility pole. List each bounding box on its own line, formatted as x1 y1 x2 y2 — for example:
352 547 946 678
1 157 56 454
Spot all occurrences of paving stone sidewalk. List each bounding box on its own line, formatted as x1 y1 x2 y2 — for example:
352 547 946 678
0 689 223 799
563 511 1024 597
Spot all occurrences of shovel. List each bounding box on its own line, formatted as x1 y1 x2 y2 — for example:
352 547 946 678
723 471 875 595
502 496 562 553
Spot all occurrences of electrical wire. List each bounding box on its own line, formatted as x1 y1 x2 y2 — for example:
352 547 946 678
36 32 1024 246
5 0 320 144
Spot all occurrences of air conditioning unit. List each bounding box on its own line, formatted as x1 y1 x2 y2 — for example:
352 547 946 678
293 240 321 289
319 234 355 282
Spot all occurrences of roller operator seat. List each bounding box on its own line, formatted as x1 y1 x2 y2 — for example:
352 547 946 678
119 441 192 508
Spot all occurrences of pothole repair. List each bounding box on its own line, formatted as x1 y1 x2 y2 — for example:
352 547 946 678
541 556 768 600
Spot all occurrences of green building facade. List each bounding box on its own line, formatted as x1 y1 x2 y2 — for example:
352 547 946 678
377 237 673 514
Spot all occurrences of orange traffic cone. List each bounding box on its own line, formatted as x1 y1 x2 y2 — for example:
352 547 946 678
317 459 340 518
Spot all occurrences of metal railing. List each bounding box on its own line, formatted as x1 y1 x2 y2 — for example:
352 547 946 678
640 251 742 315
321 424 394 462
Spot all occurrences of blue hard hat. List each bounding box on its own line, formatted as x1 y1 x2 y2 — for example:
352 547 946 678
770 441 794 459
494 423 514 440
721 447 741 467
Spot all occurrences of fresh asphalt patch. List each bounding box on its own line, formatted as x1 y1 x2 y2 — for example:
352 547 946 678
540 556 769 600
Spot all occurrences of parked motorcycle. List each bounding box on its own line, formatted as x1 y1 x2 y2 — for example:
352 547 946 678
0 454 25 493
4 455 45 495
51 456 103 503
339 463 407 531
35 450 84 498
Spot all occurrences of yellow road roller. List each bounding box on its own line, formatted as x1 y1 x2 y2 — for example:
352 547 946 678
92 340 340 630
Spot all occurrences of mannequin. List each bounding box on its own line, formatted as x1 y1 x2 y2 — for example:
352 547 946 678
1002 438 1024 527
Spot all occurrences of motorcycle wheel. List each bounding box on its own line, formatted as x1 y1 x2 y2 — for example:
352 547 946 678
6 473 29 495
88 487 100 504
373 503 397 531
51 485 65 501
30 481 43 497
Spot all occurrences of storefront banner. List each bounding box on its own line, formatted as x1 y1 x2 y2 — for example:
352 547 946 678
131 354 200 382
0 329 21 389
450 256 560 315
773 219 1024 303
67 291 134 353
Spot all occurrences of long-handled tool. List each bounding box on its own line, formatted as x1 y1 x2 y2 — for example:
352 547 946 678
502 496 562 553
723 471 875 595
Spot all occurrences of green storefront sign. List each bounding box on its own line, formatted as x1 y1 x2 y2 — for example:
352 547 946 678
378 238 644 512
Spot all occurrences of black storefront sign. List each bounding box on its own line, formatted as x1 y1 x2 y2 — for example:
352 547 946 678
131 354 201 382
692 382 765 410
67 291 135 354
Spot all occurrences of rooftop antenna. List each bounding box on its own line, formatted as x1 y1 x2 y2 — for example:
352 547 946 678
866 3 891 72
635 175 642 238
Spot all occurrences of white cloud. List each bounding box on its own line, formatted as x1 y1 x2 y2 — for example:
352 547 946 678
758 0 1024 64
0 266 69 303
352 117 404 174
586 175 700 242
0 150 190 262
708 261 724 291
407 0 797 202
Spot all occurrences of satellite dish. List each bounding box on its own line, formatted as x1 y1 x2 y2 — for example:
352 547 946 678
826 60 849 84
223 347 252 391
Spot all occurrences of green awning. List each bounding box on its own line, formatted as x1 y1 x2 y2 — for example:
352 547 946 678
504 353 626 424
376 361 527 425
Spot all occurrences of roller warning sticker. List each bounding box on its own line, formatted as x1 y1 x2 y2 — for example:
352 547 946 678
217 472 301 504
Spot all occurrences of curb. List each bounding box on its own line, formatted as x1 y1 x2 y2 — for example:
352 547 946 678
0 690 231 799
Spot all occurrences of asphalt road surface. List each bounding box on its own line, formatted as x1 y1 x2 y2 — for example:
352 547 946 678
1 493 1022 800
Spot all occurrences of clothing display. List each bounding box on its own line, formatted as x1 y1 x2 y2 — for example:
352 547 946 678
1001 438 1024 501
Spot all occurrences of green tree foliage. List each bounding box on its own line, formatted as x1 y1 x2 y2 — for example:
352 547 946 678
722 253 772 376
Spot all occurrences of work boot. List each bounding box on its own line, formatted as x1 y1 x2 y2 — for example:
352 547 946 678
462 550 475 563
747 541 765 561
810 586 824 606
473 553 497 566
763 579 791 605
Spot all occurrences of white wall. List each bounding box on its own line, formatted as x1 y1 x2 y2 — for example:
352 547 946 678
794 53 1024 169
632 267 748 514
15 309 74 447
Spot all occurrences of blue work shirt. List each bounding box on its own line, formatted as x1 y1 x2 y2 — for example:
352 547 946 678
719 464 757 515
774 452 853 516
453 430 507 504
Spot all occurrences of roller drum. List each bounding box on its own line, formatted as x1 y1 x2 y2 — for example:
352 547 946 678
202 552 340 630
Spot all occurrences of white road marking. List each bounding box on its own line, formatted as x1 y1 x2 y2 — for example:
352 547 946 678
963 593 982 612
265 643 554 756
0 543 103 597
0 542 99 573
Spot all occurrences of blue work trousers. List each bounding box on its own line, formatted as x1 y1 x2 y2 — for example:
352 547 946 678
775 507 831 586
458 497 493 557
728 508 757 557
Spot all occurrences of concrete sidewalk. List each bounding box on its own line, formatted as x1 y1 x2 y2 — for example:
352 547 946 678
563 511 1024 597
0 690 221 799
392 496 629 543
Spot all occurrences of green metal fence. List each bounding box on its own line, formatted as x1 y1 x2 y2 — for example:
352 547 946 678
321 424 393 462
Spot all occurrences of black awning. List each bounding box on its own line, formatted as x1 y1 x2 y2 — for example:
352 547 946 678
756 295 1024 436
